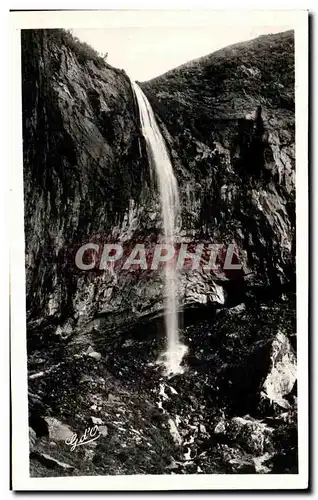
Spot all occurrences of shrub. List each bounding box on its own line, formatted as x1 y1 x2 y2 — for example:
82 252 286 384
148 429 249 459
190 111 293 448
47 29 107 69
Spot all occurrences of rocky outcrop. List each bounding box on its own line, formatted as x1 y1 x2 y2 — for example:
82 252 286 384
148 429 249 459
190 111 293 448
261 331 297 409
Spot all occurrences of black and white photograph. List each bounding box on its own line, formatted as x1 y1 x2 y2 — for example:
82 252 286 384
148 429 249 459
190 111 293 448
10 9 308 491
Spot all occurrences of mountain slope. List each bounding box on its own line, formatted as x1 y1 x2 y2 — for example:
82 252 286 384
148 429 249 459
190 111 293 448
142 30 295 287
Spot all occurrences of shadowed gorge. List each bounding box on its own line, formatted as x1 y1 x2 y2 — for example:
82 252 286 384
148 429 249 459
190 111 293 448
22 29 297 477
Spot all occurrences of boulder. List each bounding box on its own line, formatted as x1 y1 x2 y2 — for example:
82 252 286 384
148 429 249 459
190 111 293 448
88 351 102 362
98 425 108 437
226 415 275 456
261 331 297 409
44 417 73 442
91 416 104 425
30 451 75 470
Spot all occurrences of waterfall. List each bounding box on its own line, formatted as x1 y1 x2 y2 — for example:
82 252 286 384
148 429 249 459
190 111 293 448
131 81 187 376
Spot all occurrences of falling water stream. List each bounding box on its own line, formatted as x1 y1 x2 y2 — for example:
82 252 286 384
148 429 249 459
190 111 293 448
131 81 187 376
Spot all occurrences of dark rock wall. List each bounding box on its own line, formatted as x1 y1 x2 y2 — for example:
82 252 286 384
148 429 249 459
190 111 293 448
22 29 156 331
141 30 295 289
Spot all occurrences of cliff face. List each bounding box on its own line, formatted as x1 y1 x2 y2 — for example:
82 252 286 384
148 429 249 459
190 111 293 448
23 31 224 340
142 30 295 288
23 29 153 332
23 30 297 476
23 30 295 342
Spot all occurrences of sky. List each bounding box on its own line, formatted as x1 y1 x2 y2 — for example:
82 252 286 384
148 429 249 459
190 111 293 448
72 25 292 82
